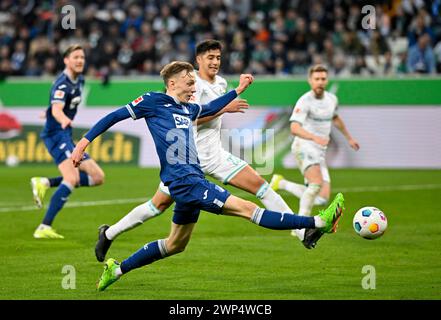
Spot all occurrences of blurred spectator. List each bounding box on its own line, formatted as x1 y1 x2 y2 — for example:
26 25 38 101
0 0 439 77
407 33 436 74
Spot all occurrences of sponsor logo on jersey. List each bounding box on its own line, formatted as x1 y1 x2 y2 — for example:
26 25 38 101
132 96 144 106
164 103 172 108
172 114 191 129
58 84 67 89
54 90 65 99
71 96 81 108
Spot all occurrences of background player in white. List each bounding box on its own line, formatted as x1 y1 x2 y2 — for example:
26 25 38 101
95 40 298 261
270 64 359 249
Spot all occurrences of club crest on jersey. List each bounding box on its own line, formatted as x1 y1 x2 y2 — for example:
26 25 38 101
54 90 65 99
132 96 144 106
173 114 191 129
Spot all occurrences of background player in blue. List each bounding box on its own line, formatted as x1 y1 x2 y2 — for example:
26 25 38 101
71 61 344 291
32 44 105 239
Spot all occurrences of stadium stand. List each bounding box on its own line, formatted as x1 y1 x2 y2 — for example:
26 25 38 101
0 0 440 78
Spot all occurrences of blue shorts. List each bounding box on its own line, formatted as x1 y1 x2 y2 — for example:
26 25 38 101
43 131 90 165
168 175 231 225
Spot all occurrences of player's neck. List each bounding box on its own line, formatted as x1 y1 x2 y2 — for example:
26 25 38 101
165 91 184 104
312 90 325 99
198 71 215 84
64 68 79 82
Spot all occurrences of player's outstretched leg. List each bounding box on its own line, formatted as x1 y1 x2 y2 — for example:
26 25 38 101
240 192 344 235
95 191 173 262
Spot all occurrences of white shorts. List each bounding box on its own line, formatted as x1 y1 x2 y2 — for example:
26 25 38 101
201 149 248 184
158 149 248 195
292 140 330 183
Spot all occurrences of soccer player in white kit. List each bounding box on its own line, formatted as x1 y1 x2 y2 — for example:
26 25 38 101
94 40 297 261
270 64 360 249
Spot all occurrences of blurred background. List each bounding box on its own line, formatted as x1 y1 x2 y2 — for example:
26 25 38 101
1 0 441 77
0 0 440 170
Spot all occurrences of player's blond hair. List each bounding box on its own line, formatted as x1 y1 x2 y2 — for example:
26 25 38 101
308 64 328 77
63 44 84 58
160 61 194 87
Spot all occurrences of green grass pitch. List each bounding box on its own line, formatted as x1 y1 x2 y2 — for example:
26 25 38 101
0 165 440 300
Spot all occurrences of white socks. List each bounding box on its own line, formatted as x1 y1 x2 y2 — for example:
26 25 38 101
257 183 293 214
105 200 163 240
279 179 306 199
279 178 328 205
313 215 326 228
299 184 321 216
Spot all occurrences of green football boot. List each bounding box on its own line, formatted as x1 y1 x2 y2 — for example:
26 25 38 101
97 258 121 291
318 192 345 233
31 177 49 209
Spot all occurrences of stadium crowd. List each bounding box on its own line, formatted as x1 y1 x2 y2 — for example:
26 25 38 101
0 0 440 79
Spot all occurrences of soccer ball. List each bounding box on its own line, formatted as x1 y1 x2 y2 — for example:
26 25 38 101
5 155 20 167
353 206 387 239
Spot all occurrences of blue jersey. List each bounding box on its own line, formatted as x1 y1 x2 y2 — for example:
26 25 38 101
126 92 205 185
41 72 84 138
85 90 237 186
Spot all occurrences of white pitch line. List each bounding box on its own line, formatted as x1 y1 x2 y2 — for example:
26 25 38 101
1 184 441 213
334 184 441 193
0 197 148 213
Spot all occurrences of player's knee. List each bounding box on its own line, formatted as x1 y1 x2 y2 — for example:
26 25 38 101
92 170 105 185
152 197 173 212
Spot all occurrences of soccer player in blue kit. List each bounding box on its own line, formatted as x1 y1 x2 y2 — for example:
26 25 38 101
32 44 105 239
71 61 344 291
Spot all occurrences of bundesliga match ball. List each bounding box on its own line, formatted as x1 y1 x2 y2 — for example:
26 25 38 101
353 206 388 239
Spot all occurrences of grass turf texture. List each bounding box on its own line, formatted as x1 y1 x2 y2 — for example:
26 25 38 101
0 165 440 300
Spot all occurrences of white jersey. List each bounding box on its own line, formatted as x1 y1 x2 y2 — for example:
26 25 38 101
289 90 338 150
192 72 228 168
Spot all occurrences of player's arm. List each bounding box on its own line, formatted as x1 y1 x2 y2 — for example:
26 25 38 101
290 122 329 146
196 99 249 124
332 115 360 150
51 102 72 129
197 74 253 118
72 107 131 167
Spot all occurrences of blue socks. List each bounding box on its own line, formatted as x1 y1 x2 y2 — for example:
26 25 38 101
42 182 73 225
120 239 168 274
48 177 63 187
48 172 93 188
79 171 92 187
251 208 316 230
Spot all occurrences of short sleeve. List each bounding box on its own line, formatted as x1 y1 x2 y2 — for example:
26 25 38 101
289 96 309 124
125 93 156 120
50 84 68 105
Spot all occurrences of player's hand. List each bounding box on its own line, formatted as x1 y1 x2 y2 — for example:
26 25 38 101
349 138 360 151
61 118 72 129
71 138 90 167
313 135 329 147
235 74 254 95
223 99 249 114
